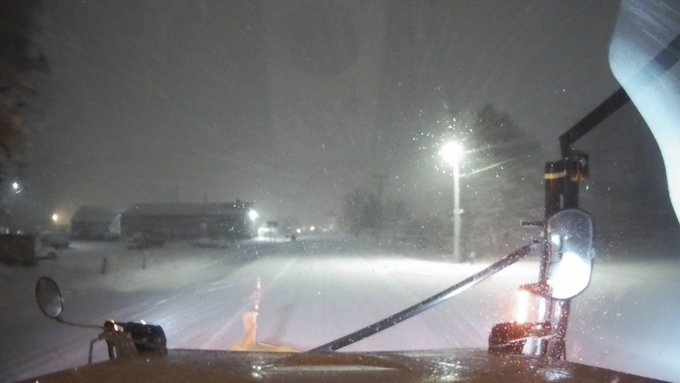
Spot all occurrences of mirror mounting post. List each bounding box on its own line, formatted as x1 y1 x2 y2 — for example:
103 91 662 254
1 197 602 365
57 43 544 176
541 153 588 281
539 151 590 359
515 32 680 362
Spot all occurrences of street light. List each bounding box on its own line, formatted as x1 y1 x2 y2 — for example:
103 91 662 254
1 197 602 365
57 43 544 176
51 213 60 223
439 141 464 263
11 181 22 195
440 141 464 167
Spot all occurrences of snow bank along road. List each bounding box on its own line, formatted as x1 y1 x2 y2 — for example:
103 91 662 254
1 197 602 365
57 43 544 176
0 235 678 382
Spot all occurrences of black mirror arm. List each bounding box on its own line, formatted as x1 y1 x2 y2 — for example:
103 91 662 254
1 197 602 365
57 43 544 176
308 242 538 354
559 33 680 157
53 317 103 330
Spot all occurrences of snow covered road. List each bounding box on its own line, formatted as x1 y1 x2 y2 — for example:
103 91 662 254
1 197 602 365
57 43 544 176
1 235 678 381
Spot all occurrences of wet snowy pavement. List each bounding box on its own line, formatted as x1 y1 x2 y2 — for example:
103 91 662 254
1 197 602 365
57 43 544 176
1 236 678 381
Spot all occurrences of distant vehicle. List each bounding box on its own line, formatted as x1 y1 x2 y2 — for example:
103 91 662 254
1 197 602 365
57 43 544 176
126 233 164 250
192 237 227 249
37 231 70 250
257 221 279 238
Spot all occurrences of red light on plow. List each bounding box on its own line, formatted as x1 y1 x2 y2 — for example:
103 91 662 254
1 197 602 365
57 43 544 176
515 288 548 324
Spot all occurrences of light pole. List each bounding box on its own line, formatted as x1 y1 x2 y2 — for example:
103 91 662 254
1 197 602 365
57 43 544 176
440 141 464 263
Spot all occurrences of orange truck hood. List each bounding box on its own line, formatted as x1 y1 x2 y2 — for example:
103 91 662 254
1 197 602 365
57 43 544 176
22 348 658 383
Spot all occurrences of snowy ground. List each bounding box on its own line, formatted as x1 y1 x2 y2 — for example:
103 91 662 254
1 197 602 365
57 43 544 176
0 234 679 382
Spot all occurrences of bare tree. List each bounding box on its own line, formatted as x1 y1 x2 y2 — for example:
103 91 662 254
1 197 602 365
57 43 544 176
341 189 381 238
0 0 46 185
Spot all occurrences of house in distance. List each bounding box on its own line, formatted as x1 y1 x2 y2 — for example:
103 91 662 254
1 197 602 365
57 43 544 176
120 201 257 240
70 206 121 240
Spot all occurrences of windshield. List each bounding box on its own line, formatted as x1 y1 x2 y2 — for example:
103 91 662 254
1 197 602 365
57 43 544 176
1 1 679 381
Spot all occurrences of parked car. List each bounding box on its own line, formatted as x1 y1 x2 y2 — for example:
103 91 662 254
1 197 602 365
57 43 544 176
0 234 37 265
257 221 279 238
192 237 228 249
37 231 70 250
126 233 164 250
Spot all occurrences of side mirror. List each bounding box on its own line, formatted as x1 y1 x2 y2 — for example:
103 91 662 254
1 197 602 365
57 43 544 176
35 276 64 320
546 209 594 299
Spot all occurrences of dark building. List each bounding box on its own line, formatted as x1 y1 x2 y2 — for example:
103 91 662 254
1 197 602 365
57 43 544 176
120 201 257 240
70 206 121 239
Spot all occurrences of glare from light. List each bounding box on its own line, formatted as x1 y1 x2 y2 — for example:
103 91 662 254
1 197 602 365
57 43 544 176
537 297 547 321
248 210 259 221
51 213 59 223
310 226 315 232
11 182 19 190
439 141 465 167
515 289 548 324
610 25 680 221
515 289 530 324
550 233 561 246
296 228 301 234
547 251 591 299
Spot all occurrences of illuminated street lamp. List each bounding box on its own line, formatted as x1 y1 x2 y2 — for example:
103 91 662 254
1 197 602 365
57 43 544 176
440 141 464 167
248 209 259 221
439 141 465 263
51 213 60 223
10 181 22 195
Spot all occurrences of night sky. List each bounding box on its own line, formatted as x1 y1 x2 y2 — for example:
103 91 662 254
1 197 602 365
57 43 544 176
13 0 676 233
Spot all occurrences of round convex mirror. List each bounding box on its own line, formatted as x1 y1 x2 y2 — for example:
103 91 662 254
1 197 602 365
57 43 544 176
546 209 594 299
36 276 64 319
